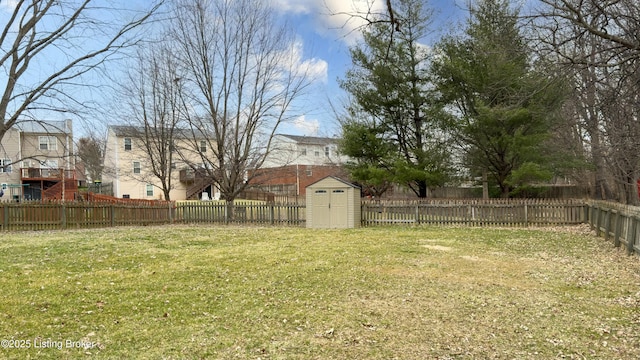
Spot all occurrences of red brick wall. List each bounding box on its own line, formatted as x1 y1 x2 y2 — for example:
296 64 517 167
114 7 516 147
249 165 349 195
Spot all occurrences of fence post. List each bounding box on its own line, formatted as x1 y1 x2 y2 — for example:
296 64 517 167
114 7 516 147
628 216 638 255
604 209 611 241
361 203 366 226
61 203 67 230
415 204 420 225
613 211 622 248
270 203 275 225
524 204 528 227
2 203 7 231
583 204 589 224
110 205 116 227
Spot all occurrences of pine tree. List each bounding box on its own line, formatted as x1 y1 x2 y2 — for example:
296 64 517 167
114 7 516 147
433 0 565 197
340 0 451 198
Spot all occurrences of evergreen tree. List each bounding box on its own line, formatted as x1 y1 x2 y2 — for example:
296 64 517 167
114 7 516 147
339 0 451 198
433 0 565 197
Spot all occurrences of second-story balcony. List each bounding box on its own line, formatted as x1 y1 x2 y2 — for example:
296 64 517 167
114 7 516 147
21 168 76 181
179 168 211 183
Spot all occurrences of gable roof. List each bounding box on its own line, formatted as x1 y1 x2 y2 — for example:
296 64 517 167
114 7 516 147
15 120 72 134
277 134 339 146
109 125 210 139
306 176 359 189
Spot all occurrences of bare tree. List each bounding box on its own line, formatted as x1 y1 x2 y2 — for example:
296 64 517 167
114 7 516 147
118 44 185 201
537 0 640 204
0 0 162 142
169 0 312 214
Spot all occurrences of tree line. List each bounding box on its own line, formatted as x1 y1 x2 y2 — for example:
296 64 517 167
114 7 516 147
339 0 640 204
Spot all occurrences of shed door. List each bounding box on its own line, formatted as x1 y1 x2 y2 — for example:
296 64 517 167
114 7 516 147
330 189 348 228
312 190 330 228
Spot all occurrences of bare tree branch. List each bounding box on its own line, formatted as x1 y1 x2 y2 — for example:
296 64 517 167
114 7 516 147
0 0 163 142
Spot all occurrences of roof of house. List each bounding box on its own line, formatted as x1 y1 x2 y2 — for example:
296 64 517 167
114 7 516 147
277 134 339 146
110 125 210 139
15 120 72 134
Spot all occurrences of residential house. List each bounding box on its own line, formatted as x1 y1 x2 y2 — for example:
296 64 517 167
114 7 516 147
250 134 350 196
0 120 76 201
102 125 217 200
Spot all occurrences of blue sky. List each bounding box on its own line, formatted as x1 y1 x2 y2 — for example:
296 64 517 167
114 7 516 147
273 0 469 137
0 0 470 139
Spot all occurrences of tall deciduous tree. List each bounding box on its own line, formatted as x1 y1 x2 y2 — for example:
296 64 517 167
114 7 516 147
0 0 161 142
340 0 451 198
537 0 640 204
433 0 565 197
118 44 185 201
169 0 312 213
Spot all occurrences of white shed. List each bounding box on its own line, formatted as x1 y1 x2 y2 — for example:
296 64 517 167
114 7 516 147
306 176 361 229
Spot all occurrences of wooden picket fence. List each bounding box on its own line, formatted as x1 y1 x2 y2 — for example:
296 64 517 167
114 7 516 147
361 199 586 226
175 201 305 226
0 198 590 231
586 200 640 256
0 201 174 231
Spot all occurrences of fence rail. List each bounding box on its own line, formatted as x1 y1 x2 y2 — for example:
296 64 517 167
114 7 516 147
175 202 305 226
0 202 174 231
586 200 640 256
0 199 591 231
361 199 586 226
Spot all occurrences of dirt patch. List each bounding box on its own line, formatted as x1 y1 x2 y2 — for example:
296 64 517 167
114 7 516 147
422 245 452 251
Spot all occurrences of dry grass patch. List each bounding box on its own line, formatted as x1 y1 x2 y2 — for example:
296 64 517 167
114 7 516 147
0 225 638 359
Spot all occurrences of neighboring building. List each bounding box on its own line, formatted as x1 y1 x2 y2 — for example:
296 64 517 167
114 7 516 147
249 134 350 196
102 125 217 200
0 120 76 201
262 134 347 168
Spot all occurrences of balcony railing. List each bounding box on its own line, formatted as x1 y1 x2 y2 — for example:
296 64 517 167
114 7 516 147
179 168 210 182
21 168 76 181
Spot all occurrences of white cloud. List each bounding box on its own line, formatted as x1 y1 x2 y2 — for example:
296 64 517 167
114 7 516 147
269 0 313 14
273 0 387 45
285 40 328 84
292 115 319 135
0 0 18 12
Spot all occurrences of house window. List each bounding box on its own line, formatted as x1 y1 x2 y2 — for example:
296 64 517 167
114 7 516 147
39 136 57 151
133 161 141 174
122 194 130 199
146 184 154 197
306 168 312 176
314 150 320 157
171 162 177 169
325 146 330 157
300 148 307 156
124 138 132 151
200 141 207 153
0 159 11 173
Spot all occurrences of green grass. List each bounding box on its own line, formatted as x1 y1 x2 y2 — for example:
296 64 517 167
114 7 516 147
0 225 639 359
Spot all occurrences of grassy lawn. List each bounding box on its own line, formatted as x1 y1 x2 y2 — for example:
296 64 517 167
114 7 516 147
0 225 639 359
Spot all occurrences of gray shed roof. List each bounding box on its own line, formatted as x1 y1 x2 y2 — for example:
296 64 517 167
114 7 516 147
306 176 359 188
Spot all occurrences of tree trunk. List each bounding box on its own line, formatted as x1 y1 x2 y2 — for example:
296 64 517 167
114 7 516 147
417 179 427 198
